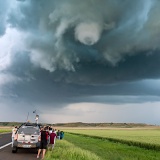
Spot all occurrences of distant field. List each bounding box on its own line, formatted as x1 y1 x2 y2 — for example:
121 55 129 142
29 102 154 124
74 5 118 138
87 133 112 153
0 128 11 133
63 128 160 146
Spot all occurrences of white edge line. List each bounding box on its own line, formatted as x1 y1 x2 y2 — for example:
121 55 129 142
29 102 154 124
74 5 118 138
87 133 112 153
0 142 12 150
0 132 11 135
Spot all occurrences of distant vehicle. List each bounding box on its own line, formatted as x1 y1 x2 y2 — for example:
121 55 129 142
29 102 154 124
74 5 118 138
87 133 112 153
12 123 41 153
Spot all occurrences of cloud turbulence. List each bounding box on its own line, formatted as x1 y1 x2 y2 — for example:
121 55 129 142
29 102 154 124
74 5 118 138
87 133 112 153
0 0 160 124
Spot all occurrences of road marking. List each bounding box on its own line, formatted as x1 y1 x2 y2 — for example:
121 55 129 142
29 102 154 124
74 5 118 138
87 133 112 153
0 142 12 150
0 132 11 135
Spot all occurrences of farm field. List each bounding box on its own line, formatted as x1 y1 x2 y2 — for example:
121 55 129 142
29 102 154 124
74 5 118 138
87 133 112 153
45 132 160 160
0 128 11 133
63 128 160 146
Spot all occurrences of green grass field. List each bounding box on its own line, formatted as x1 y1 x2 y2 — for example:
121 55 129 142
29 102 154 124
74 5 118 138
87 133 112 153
45 132 160 160
45 139 101 160
63 128 160 146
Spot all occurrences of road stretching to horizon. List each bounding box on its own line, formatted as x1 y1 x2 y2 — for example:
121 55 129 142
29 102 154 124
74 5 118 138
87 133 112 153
0 133 38 160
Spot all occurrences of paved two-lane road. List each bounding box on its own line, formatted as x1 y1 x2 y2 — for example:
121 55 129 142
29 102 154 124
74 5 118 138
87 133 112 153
0 133 11 147
0 133 38 160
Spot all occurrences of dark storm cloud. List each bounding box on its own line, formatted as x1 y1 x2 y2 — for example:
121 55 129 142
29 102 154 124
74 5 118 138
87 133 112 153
1 0 160 108
6 0 160 71
0 0 10 36
1 51 160 107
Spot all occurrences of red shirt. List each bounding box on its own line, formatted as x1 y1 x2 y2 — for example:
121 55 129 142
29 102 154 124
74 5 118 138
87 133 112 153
50 132 56 144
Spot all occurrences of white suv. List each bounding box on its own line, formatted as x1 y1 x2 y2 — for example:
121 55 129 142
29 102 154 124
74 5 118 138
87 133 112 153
12 123 41 153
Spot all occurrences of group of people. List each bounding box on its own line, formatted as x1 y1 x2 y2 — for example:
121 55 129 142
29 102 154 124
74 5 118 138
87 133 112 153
56 129 65 140
37 126 64 159
11 125 64 159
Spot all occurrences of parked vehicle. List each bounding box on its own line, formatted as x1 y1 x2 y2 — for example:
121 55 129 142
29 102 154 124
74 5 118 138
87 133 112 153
12 123 41 153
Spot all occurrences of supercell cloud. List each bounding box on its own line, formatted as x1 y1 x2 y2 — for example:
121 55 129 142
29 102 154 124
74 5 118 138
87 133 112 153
0 0 160 123
4 0 160 72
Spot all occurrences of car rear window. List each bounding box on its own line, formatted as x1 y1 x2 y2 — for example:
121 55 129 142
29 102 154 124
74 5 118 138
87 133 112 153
18 126 40 135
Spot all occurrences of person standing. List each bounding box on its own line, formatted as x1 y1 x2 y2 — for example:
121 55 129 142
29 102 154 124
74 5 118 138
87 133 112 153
11 126 17 147
37 127 48 159
54 129 57 134
57 130 60 139
49 127 52 134
60 131 64 140
49 129 57 150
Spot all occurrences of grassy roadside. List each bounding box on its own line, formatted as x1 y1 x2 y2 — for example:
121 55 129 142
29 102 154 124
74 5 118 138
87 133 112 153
45 133 160 160
45 139 101 160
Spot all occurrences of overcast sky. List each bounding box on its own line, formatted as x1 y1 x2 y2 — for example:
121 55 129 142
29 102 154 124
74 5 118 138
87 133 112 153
0 0 160 125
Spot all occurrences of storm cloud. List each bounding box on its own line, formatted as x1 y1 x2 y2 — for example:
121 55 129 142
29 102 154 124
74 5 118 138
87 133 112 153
4 0 160 71
0 0 160 124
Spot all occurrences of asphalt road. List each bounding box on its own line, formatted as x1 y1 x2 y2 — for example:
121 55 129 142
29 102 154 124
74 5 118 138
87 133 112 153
0 133 11 147
0 133 38 160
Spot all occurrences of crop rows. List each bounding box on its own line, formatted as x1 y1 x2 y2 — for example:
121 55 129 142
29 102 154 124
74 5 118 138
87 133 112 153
67 132 160 151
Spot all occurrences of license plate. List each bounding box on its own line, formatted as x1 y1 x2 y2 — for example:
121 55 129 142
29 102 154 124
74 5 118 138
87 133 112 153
22 145 31 148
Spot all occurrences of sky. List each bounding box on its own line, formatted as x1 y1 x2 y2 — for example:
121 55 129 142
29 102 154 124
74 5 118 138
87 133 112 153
0 0 160 125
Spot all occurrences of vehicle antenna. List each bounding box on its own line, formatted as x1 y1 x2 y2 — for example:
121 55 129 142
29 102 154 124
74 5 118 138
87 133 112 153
26 112 29 122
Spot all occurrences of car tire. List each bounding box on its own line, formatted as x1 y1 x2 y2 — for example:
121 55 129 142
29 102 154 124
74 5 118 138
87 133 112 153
12 147 17 153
